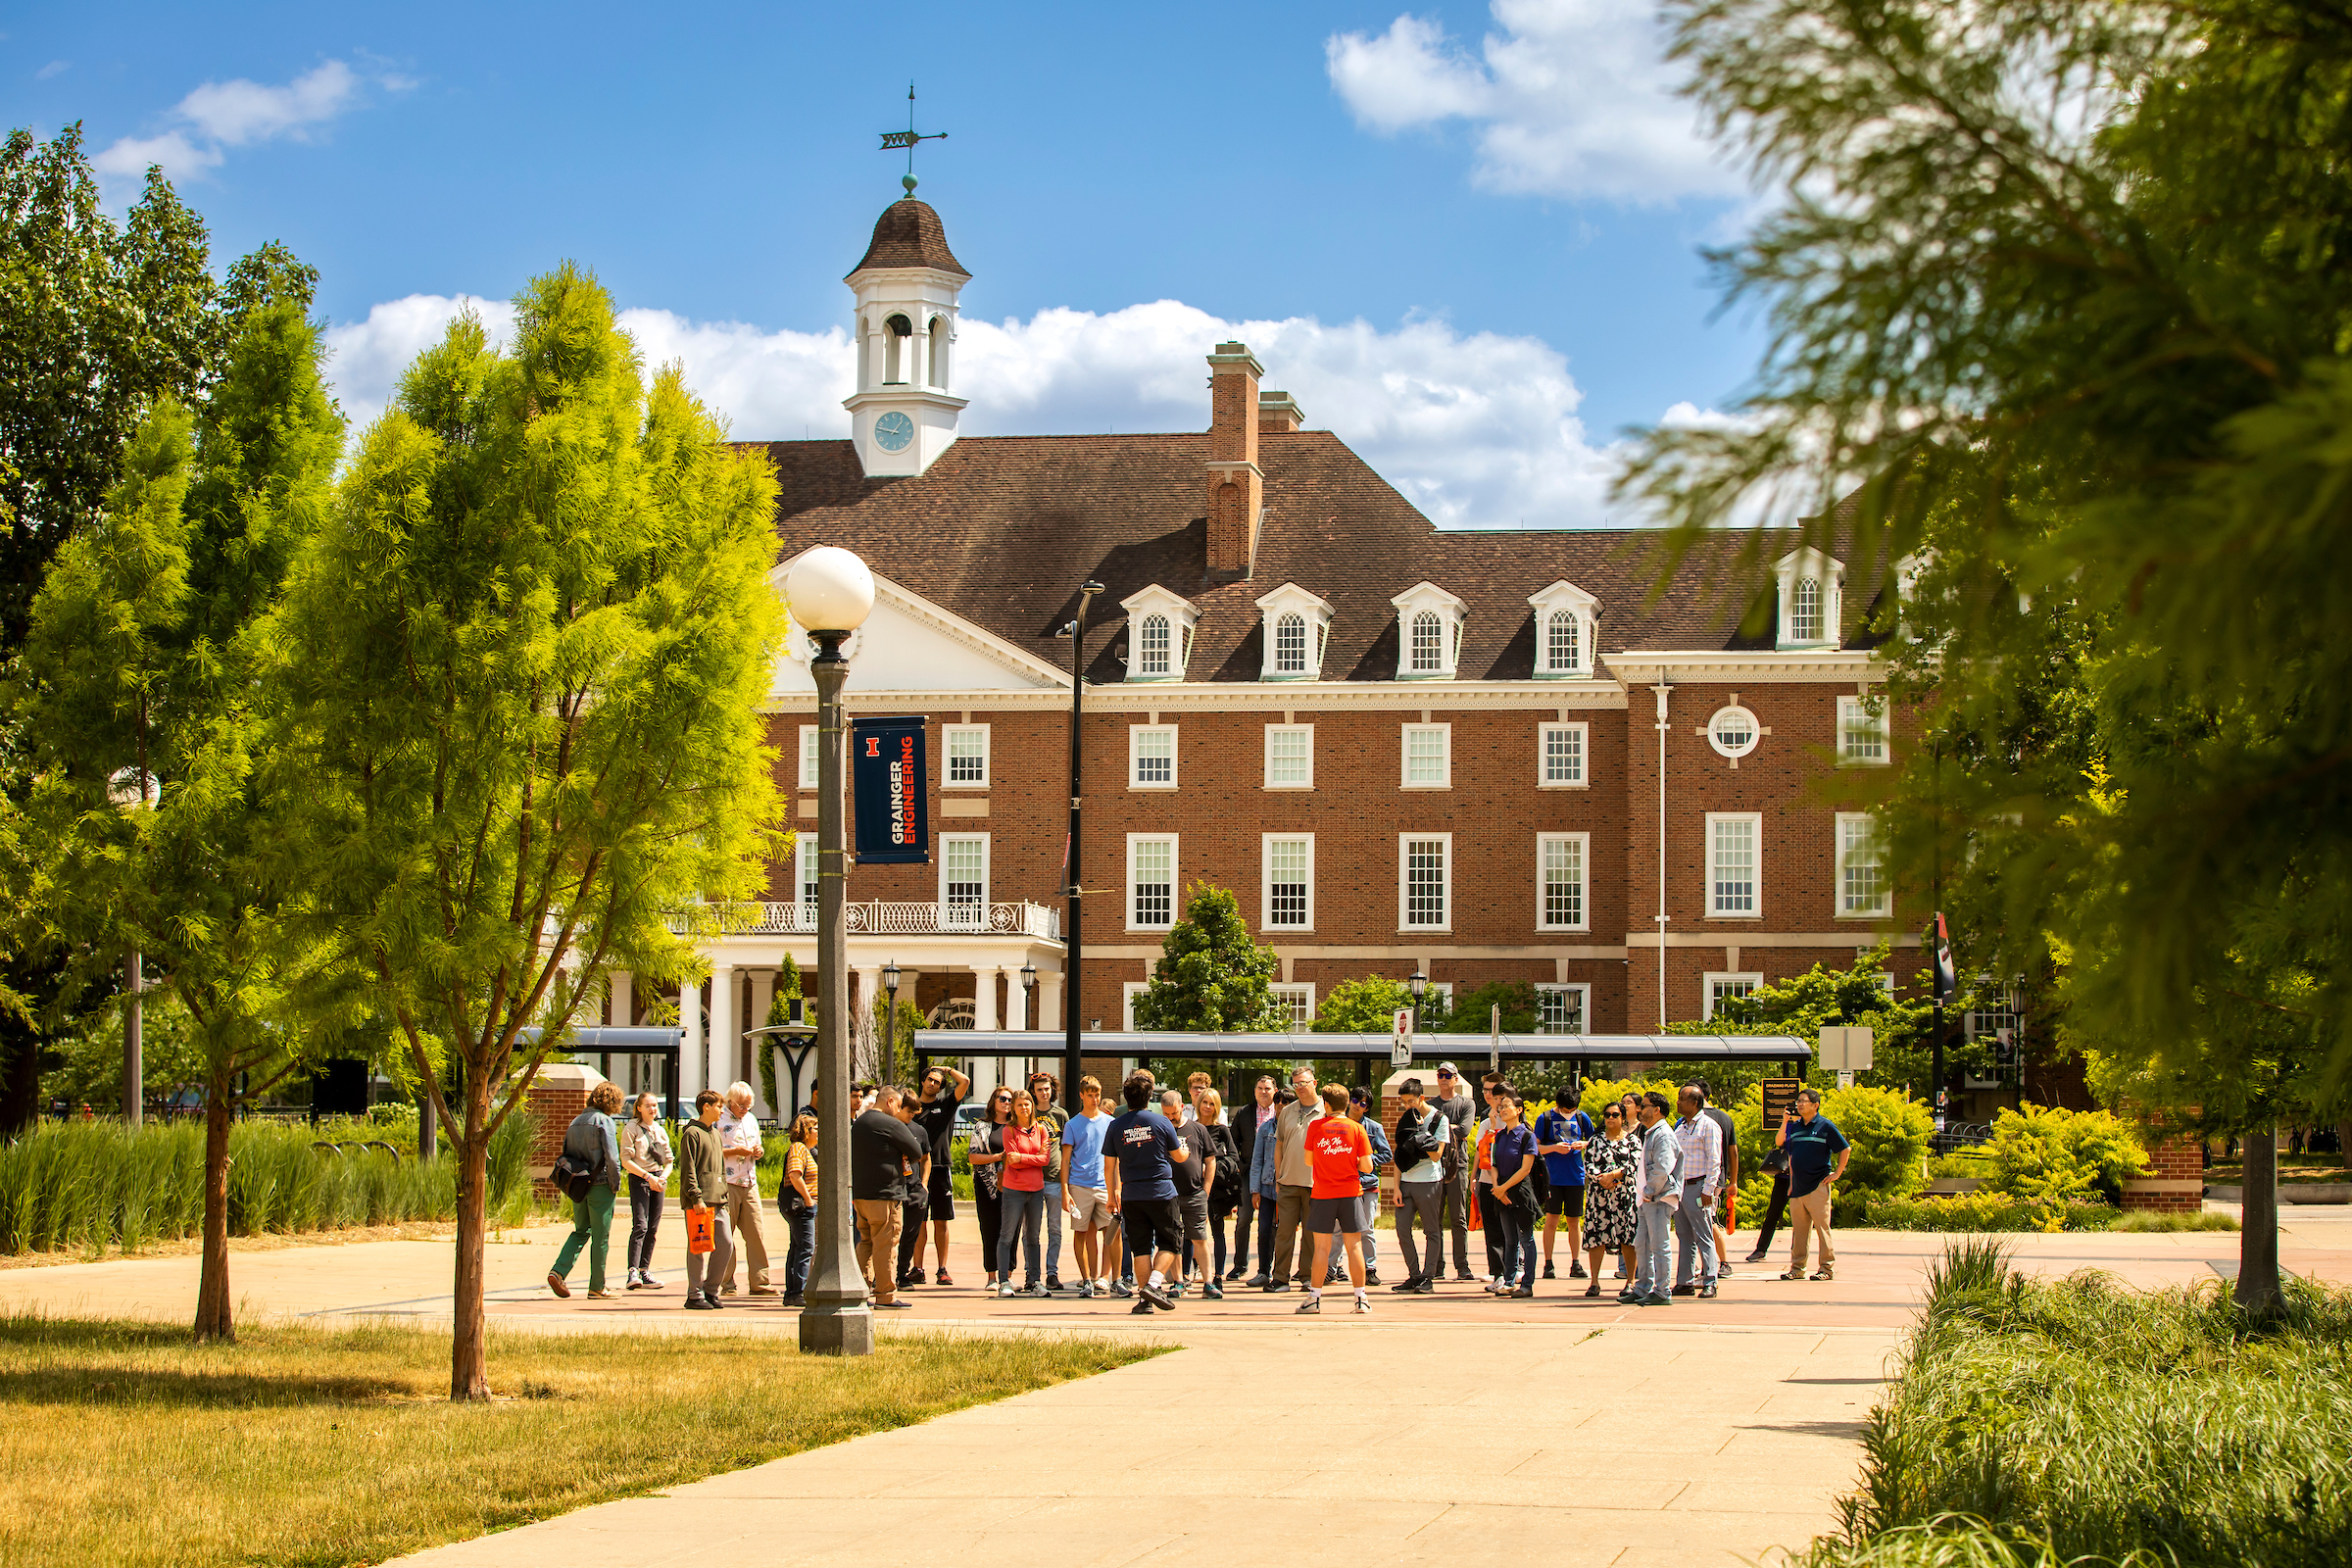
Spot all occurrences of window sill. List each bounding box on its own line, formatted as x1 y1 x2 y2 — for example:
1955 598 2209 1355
1262 781 1314 791
1536 780 1589 791
1834 758 1890 768
1399 781 1452 791
1836 909 1893 921
1397 926 1453 935
1128 781 1178 792
1536 925 1591 935
942 781 990 790
1704 912 1763 922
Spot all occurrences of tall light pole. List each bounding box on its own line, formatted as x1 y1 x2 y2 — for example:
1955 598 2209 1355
1060 580 1104 1104
884 959 903 1080
785 546 876 1357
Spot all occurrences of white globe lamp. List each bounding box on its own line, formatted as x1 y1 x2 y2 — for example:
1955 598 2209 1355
785 547 876 634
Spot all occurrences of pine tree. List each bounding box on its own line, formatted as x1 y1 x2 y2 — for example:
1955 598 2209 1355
1132 883 1282 1032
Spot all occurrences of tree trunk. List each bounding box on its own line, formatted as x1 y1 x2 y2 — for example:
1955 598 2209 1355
448 1074 493 1400
2234 1123 2282 1319
193 1095 235 1342
417 1074 437 1163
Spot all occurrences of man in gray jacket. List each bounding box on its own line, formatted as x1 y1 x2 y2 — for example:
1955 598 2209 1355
1629 1091 1683 1306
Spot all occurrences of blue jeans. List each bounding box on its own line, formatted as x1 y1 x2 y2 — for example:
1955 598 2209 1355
1675 1181 1719 1287
1041 1182 1064 1279
1634 1198 1674 1298
784 1206 814 1297
998 1188 1046 1287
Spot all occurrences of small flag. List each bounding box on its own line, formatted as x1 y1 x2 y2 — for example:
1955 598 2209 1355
1931 912 1958 1002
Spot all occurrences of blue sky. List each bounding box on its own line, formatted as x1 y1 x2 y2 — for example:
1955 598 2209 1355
6 1 1768 528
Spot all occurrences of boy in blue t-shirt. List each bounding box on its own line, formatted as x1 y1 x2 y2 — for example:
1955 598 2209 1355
1534 1096 1595 1279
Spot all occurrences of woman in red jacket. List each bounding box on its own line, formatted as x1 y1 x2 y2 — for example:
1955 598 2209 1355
996 1090 1054 1298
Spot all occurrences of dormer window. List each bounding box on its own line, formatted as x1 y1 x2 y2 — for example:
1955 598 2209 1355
1252 582 1335 681
1526 580 1599 678
1773 547 1844 651
1120 584 1200 683
1390 583 1467 681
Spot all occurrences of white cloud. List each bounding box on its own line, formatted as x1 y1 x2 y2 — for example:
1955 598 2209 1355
36 60 68 81
95 59 406 192
1327 0 1741 202
324 292 1690 528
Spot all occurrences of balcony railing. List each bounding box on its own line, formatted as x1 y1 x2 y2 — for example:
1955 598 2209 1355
732 901 1061 940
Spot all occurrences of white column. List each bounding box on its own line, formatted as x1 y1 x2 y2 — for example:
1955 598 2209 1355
1004 965 1028 1031
710 959 737 1096
971 965 1000 1031
608 970 633 1028
1040 973 1064 1034
679 976 703 1106
748 968 777 1117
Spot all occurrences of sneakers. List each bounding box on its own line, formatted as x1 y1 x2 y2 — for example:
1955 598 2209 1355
546 1272 570 1298
998 1283 1015 1298
1224 1264 1248 1281
903 1267 927 1287
1638 1293 1672 1306
1780 1268 1807 1280
1717 1262 1735 1277
701 1290 725 1310
1353 1295 1372 1315
1130 1299 1155 1315
873 1298 912 1309
1296 1294 1322 1314
1263 1280 1293 1294
934 1270 953 1287
781 1292 806 1306
1510 1286 1535 1299
1453 1269 1477 1283
1671 1284 1696 1298
719 1284 737 1296
1243 1273 1272 1289
1202 1282 1225 1300
638 1274 664 1292
1077 1281 1097 1299
1109 1279 1135 1298
1543 1261 1556 1280
1365 1270 1382 1287
1569 1261 1589 1279
1744 1250 1770 1264
1812 1265 1835 1281
1390 1277 1423 1293
685 1293 717 1310
1139 1280 1175 1310
585 1289 612 1299
1409 1278 1435 1296
1046 1275 1064 1294
1698 1283 1718 1298
626 1271 645 1291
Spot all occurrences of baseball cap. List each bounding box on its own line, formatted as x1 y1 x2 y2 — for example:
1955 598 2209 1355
1436 1061 1459 1078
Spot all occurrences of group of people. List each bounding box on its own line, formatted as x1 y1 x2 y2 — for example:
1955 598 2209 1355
546 1057 1856 1315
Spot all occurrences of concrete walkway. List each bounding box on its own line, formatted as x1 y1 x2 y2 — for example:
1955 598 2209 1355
3 1206 2344 1567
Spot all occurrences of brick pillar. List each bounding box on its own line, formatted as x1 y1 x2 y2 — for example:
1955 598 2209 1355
2123 1114 2207 1212
1205 342 1263 573
523 1062 608 1200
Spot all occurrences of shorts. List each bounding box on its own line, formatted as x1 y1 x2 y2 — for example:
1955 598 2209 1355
925 1168 956 1219
1546 1184 1587 1218
1066 1185 1113 1231
1308 1194 1368 1234
1121 1197 1185 1258
1178 1189 1209 1242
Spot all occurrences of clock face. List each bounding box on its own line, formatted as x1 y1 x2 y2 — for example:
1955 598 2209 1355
873 411 915 453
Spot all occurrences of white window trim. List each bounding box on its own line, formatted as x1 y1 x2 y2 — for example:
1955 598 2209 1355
1390 581 1468 681
941 722 991 788
1538 721 1589 790
1269 981 1316 1029
1123 981 1151 1032
1253 582 1336 682
1263 723 1314 790
1527 580 1599 679
1126 832 1179 932
797 724 820 791
1836 811 1892 918
1534 982 1592 1036
1705 811 1763 920
1701 972 1765 1021
937 832 990 930
793 837 819 925
1129 723 1179 791
1707 705 1761 760
1773 547 1845 651
1535 831 1591 933
1837 695 1890 766
1261 832 1315 933
1396 832 1453 933
1400 722 1452 789
1120 584 1201 683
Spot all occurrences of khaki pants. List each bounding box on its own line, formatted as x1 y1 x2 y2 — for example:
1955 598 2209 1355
1788 1184 1836 1272
1270 1185 1313 1284
854 1199 903 1302
724 1182 770 1290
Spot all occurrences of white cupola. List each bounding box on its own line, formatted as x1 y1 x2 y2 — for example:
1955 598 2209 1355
844 198 970 478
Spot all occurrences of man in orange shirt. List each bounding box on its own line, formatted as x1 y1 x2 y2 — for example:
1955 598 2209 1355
1298 1084 1375 1315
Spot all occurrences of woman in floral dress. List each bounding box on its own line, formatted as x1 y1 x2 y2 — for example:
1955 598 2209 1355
1579 1102 1641 1298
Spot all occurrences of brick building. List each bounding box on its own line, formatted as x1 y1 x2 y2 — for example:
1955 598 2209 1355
603 196 1918 1117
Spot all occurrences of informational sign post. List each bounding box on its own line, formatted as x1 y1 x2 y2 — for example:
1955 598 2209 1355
1392 1008 1413 1067
850 716 929 864
1760 1077 1804 1131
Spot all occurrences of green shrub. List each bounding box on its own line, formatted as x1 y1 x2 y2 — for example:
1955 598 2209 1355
1821 1084 1936 1202
1965 1102 2150 1202
1860 1193 2118 1233
1835 1243 2352 1567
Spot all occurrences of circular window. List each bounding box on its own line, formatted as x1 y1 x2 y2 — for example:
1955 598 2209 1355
1708 705 1760 759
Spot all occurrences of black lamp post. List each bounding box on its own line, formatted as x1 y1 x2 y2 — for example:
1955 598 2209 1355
784 546 875 1357
1059 580 1105 1104
883 959 903 1078
1407 970 1429 1034
1020 961 1037 1028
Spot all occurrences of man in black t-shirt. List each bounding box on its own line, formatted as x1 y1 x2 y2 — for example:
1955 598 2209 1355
851 1086 926 1308
1159 1088 1222 1300
1429 1063 1477 1281
899 1063 969 1288
1104 1072 1190 1315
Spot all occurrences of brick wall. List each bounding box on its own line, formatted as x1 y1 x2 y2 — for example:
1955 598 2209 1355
2124 1116 2207 1212
524 1063 606 1201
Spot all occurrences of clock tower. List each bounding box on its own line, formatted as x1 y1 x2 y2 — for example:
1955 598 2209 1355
844 197 969 477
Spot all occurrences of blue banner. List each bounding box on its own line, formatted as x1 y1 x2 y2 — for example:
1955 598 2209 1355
851 716 929 863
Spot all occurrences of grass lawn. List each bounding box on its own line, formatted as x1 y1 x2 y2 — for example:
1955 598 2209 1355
0 1315 1155 1568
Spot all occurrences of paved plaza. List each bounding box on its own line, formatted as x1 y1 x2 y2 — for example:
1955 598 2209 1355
3 1205 2344 1567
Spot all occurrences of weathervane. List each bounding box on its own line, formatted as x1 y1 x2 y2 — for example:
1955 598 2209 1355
879 83 947 199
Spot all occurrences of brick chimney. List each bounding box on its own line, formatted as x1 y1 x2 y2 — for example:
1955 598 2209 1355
1206 342 1263 574
1258 390 1304 434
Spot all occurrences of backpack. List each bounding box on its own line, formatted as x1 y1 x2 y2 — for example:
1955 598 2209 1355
549 1151 595 1201
1440 1117 1463 1183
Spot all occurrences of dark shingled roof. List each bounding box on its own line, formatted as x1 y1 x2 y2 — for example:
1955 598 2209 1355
848 199 969 280
756 432 1887 683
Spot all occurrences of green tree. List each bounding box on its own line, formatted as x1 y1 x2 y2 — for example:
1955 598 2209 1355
1664 946 1956 1104
1440 980 1534 1034
14 289 342 1340
266 268 787 1398
1131 882 1282 1032
1308 975 1415 1034
1624 0 2352 1313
